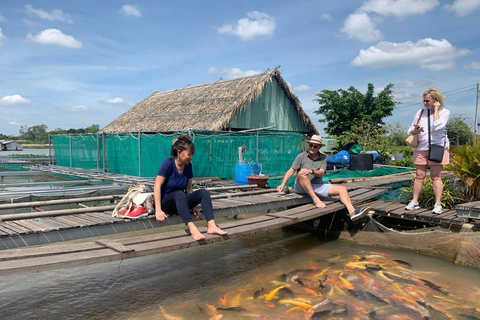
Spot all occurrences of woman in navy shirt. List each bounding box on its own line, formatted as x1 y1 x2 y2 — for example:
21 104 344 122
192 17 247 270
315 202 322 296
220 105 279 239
154 135 228 240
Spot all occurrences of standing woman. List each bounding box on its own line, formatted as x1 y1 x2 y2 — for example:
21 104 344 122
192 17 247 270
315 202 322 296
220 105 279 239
154 135 228 240
405 88 450 213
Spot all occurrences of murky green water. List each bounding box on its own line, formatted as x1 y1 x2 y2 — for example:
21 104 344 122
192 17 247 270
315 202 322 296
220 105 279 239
1 229 479 320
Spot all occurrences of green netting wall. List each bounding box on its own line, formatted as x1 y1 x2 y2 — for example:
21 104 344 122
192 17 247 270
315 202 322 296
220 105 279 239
52 135 103 169
51 130 305 180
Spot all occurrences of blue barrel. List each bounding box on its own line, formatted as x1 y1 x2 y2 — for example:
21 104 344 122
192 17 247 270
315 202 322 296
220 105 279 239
235 162 261 185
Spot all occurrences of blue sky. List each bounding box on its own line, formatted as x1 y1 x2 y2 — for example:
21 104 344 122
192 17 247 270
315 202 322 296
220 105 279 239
1 0 479 136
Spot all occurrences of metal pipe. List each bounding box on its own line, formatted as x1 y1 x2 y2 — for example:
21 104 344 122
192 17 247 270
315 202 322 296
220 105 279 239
476 83 479 140
0 195 123 210
0 180 96 189
0 205 117 222
69 134 73 168
138 132 142 177
0 189 277 221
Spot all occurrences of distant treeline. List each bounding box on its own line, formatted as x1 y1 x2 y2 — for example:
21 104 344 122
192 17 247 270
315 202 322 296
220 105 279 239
1 124 99 143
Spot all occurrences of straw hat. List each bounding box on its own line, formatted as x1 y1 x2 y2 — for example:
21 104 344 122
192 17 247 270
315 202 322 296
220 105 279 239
307 134 325 147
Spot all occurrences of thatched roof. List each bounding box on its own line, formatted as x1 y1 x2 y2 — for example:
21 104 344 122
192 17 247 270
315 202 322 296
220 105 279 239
100 67 318 134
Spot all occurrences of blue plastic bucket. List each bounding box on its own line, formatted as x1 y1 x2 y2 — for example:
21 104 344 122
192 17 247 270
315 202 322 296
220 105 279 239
235 162 261 185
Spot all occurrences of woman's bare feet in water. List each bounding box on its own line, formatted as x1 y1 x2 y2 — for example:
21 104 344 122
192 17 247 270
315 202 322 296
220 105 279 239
313 196 327 208
187 222 206 241
207 220 228 236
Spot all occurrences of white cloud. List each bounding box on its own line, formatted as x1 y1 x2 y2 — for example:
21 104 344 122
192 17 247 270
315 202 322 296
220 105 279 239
99 97 134 107
397 79 433 88
293 84 311 92
351 38 470 71
445 0 480 16
0 28 5 46
22 19 35 26
120 4 141 17
9 122 21 126
341 0 439 42
360 0 439 19
218 11 276 41
208 67 263 79
25 4 73 24
0 95 31 106
56 105 91 112
341 12 383 42
0 14 7 22
321 13 333 22
466 61 480 69
26 29 82 49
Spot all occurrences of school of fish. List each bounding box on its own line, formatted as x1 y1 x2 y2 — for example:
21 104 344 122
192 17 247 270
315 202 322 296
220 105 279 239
158 251 480 319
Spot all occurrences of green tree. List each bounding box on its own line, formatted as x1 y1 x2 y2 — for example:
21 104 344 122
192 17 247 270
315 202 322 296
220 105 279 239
86 124 100 133
385 122 409 146
446 116 473 146
27 124 48 142
313 83 397 136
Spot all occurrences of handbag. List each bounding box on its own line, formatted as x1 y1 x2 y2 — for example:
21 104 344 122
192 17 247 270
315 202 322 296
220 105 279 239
427 109 446 163
405 109 423 147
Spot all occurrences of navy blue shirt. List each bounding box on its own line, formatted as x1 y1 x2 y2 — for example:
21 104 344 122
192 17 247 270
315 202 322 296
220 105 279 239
157 157 193 197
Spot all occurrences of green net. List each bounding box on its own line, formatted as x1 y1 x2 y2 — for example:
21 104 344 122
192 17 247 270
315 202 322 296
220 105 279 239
52 134 103 169
51 130 305 180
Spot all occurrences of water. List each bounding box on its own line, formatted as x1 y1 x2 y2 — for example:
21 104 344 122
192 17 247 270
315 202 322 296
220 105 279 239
0 229 479 319
0 148 50 157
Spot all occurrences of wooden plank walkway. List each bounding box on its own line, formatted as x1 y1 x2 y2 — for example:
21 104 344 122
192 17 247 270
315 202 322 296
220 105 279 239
0 186 388 276
366 199 469 227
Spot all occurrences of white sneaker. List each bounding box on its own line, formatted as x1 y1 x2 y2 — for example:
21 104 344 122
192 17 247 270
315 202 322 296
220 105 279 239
405 200 420 210
350 207 370 221
432 203 442 214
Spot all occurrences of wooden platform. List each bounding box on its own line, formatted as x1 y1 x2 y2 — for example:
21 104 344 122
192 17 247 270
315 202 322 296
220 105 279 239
366 199 467 226
2 169 479 275
0 186 388 276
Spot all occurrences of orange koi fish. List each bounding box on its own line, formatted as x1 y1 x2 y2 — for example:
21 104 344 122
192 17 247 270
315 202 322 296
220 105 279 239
158 305 183 320
265 285 288 301
338 272 354 290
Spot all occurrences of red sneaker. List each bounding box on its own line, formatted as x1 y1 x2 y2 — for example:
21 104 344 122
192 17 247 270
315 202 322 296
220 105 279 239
124 205 148 219
119 206 133 217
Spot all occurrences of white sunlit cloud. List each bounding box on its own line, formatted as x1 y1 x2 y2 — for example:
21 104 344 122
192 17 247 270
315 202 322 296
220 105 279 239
9 122 21 126
218 11 276 41
359 0 440 19
321 13 333 22
396 79 433 88
25 4 73 24
26 29 82 49
120 4 141 17
341 12 383 43
208 67 263 79
293 84 311 92
445 0 480 16
341 0 439 42
56 105 91 112
0 28 5 46
0 95 31 106
99 97 134 107
466 62 480 69
351 38 470 71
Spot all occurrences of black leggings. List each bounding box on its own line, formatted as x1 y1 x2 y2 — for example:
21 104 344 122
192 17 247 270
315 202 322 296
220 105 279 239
161 189 214 224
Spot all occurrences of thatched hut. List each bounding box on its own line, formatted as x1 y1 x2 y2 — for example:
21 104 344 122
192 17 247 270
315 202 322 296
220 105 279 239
101 68 318 134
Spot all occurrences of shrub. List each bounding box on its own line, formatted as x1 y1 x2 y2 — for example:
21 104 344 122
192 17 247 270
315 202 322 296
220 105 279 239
445 141 480 201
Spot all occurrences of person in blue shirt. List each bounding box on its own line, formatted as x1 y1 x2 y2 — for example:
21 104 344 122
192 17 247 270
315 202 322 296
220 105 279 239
154 135 228 240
